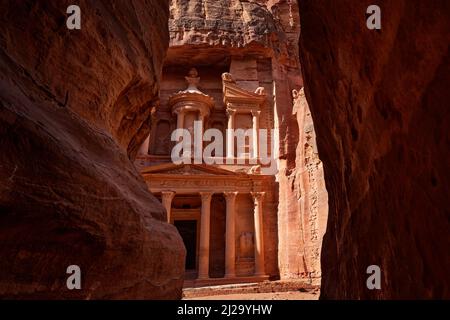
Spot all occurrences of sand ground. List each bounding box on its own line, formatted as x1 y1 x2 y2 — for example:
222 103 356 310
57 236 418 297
183 280 320 300
186 290 319 300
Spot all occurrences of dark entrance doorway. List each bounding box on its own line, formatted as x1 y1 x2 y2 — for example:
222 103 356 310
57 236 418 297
174 220 197 270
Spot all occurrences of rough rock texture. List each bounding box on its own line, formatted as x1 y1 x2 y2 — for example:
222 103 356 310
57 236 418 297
167 0 300 67
167 0 328 281
283 88 328 282
299 0 450 298
0 0 185 299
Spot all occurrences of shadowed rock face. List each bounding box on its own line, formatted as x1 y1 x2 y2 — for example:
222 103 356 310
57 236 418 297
0 0 185 299
299 0 450 299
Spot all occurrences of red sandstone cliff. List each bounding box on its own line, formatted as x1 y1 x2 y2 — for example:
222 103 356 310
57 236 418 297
0 0 185 299
299 0 450 298
286 88 328 282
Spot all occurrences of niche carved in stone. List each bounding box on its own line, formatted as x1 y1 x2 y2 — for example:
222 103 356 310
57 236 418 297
238 232 254 260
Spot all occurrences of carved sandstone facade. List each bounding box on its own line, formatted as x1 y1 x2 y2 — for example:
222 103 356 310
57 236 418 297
136 69 277 286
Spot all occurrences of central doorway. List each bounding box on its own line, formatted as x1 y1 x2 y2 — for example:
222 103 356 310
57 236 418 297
174 220 198 271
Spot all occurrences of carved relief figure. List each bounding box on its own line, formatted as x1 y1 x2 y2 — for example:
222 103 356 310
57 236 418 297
239 232 254 259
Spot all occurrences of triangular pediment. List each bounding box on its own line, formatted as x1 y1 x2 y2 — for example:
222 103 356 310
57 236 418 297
224 85 265 100
141 163 241 176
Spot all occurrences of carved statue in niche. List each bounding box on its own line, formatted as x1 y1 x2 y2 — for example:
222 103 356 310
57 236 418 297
234 113 252 155
222 72 234 82
239 232 254 259
209 121 224 156
185 68 200 92
254 87 266 95
155 120 171 155
248 165 261 174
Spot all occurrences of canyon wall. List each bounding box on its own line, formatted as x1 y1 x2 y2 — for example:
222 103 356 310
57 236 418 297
299 0 450 298
0 0 185 299
288 88 328 282
168 0 328 281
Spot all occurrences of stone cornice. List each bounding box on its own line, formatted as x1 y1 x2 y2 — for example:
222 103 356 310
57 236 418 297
144 174 273 194
168 91 215 116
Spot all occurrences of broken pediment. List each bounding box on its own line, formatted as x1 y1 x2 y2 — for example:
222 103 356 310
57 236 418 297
222 72 267 108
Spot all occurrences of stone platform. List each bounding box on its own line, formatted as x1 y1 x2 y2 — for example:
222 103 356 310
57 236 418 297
183 275 270 289
182 280 319 299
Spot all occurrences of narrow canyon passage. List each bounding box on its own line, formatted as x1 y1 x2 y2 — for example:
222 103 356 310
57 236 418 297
0 0 448 300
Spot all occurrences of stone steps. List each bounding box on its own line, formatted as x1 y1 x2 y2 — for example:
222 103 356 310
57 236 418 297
182 280 319 299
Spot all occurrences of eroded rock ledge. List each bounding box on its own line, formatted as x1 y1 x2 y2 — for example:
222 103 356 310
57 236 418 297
0 0 185 299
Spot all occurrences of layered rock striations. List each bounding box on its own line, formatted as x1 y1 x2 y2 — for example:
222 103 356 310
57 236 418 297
299 0 450 298
167 0 301 67
0 0 185 299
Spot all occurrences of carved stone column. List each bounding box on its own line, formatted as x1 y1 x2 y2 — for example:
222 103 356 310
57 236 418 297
161 191 175 223
149 110 158 154
198 192 213 279
176 109 185 131
252 192 266 276
224 191 238 278
226 108 236 159
138 134 150 155
252 110 260 159
195 112 207 162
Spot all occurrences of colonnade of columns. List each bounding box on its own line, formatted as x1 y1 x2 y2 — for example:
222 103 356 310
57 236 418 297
161 191 266 279
174 109 207 158
225 109 261 159
172 108 261 159
174 109 207 133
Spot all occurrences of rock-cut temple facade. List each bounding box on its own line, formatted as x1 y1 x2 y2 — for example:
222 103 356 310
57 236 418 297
136 67 278 287
134 0 328 288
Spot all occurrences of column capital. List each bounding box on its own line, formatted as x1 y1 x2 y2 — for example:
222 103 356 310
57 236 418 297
161 190 175 199
251 110 261 118
224 191 238 200
226 108 237 117
199 192 214 201
251 192 265 203
251 191 265 199
173 108 186 116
